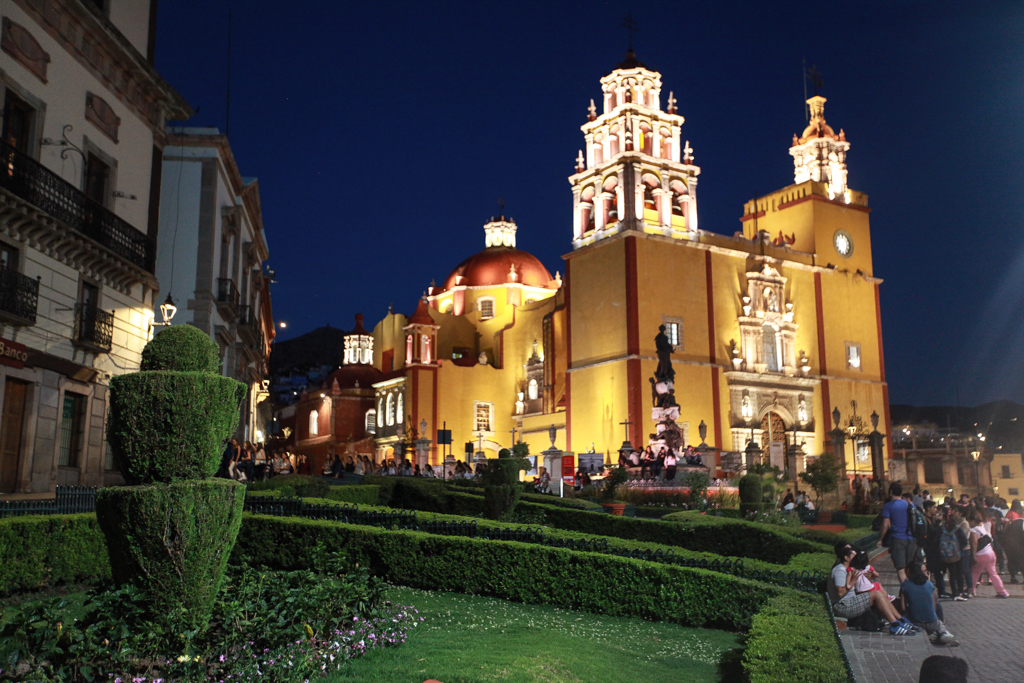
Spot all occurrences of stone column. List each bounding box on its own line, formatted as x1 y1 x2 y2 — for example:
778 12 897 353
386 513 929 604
869 430 886 484
414 436 430 468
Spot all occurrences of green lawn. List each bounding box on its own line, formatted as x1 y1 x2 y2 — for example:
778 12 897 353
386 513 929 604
331 587 742 683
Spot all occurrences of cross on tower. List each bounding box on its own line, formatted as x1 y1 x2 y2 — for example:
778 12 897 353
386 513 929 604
619 419 633 442
666 91 677 113
622 12 639 50
497 197 505 216
683 140 693 164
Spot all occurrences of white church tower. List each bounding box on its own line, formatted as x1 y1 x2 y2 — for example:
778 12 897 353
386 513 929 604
568 50 701 249
789 96 851 201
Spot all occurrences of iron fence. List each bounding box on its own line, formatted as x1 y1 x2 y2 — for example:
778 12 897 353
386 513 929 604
0 140 154 271
0 486 97 518
73 303 113 352
0 266 39 324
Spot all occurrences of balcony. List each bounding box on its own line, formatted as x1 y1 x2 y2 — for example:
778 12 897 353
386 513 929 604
0 140 154 272
73 304 113 353
216 278 240 319
238 305 258 346
0 267 39 325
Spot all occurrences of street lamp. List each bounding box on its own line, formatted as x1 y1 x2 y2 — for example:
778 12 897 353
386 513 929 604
970 448 981 496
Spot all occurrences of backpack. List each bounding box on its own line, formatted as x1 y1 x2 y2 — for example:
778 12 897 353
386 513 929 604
938 529 962 563
907 503 928 545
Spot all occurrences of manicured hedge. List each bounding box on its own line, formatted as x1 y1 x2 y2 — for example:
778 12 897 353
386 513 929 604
742 593 848 683
231 514 781 630
517 501 829 565
247 485 379 505
0 514 109 594
283 496 824 574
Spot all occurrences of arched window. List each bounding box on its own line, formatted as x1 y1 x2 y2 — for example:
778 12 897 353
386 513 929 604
528 378 539 401
386 394 395 426
378 397 384 421
309 410 319 437
365 409 376 434
397 392 404 425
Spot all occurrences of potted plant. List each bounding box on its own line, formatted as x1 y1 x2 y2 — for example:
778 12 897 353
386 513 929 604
599 464 629 515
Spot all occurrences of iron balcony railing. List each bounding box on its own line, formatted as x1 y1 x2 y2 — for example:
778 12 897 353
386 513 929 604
0 266 39 325
216 278 240 310
0 140 155 272
73 303 113 353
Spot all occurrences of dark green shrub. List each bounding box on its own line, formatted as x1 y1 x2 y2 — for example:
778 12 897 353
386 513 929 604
252 474 329 498
482 452 527 520
232 515 782 630
95 479 245 630
141 323 221 373
0 515 109 593
324 485 380 505
739 472 766 517
599 465 628 502
743 594 847 683
108 372 247 483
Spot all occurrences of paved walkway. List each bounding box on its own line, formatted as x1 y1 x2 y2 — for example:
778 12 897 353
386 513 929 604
839 548 1024 683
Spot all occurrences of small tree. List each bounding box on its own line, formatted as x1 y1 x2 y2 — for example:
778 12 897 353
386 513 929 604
799 452 842 503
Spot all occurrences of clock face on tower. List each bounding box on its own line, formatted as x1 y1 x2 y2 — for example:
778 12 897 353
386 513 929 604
833 230 853 258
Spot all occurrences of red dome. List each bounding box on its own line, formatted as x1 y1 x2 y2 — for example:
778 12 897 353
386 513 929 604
323 364 384 391
440 246 554 292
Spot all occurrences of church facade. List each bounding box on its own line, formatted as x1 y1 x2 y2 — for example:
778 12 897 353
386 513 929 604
291 51 891 482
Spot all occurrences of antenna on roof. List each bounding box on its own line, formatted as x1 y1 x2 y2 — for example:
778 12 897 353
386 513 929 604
225 11 233 138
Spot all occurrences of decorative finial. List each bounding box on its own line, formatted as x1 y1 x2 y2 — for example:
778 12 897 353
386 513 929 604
575 149 585 172
497 197 505 217
587 98 597 121
682 140 693 164
667 91 677 114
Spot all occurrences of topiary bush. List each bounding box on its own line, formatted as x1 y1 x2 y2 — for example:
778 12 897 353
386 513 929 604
95 479 245 631
482 449 528 520
97 325 248 632
0 514 109 593
141 323 221 373
108 373 248 483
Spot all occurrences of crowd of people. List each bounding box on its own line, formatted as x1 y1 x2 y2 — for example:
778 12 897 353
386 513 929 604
216 439 312 481
829 480 1024 646
618 445 705 479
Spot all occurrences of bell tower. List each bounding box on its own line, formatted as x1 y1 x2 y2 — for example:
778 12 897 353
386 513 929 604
568 51 700 249
789 96 850 199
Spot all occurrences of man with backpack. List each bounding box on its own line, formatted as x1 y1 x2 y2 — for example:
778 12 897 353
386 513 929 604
878 482 921 582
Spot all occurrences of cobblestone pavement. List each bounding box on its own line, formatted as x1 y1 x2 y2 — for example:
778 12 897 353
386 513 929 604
839 548 1024 683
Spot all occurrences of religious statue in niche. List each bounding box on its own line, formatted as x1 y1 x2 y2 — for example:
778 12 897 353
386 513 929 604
515 391 525 415
765 288 779 313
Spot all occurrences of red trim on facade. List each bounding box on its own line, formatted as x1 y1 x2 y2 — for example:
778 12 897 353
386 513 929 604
431 366 439 465
624 236 641 444
705 251 716 364
875 283 893 458
815 272 832 431
565 259 572 452
738 211 766 223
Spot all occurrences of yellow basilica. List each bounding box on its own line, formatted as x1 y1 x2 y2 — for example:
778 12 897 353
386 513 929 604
323 50 890 482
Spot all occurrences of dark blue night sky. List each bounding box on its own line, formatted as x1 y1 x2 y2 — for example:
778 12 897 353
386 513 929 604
154 0 1024 407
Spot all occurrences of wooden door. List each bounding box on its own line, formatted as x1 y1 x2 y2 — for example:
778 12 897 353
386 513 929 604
1 379 27 492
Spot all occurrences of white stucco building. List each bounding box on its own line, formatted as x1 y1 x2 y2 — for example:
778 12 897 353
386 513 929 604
156 127 274 443
0 0 190 492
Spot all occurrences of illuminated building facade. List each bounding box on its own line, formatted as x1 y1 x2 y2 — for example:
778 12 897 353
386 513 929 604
0 0 189 493
294 50 893 481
